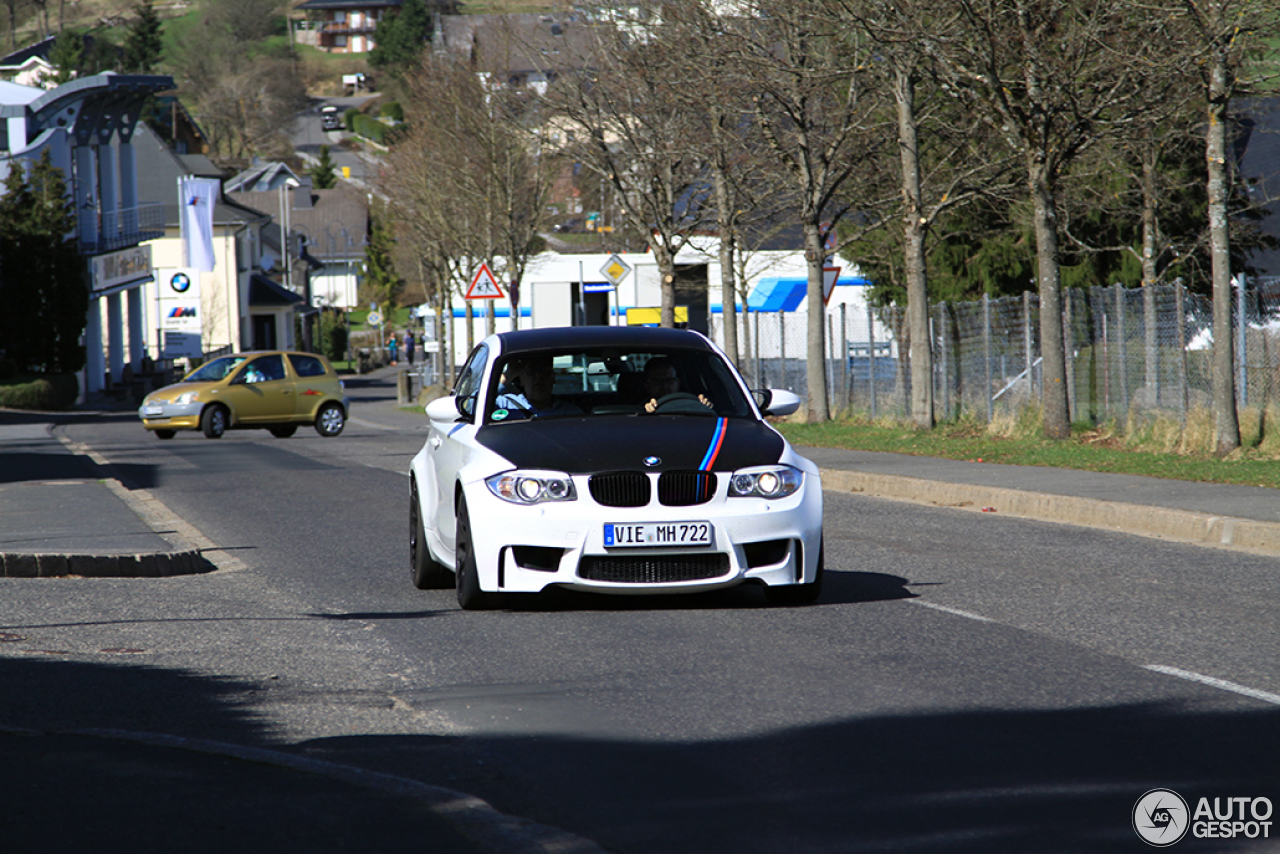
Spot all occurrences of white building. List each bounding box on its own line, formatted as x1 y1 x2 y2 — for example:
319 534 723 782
422 239 892 377
0 72 174 399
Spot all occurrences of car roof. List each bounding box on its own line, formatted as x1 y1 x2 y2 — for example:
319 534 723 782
493 326 715 355
216 351 328 360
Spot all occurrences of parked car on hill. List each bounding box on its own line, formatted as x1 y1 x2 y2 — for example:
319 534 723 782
138 351 348 440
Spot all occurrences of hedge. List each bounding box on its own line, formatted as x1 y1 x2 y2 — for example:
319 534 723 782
352 113 388 145
0 373 79 410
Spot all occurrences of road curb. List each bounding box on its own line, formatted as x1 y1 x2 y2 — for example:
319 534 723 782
820 468 1280 557
0 547 208 578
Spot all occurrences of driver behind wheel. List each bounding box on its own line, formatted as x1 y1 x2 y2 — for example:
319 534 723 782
642 357 712 413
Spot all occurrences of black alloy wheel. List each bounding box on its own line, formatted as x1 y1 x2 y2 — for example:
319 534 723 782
454 496 494 610
411 479 452 589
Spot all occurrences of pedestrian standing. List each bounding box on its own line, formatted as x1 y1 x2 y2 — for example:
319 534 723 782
405 330 416 366
388 334 398 366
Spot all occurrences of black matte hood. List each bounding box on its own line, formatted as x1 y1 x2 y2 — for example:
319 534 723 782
475 416 785 474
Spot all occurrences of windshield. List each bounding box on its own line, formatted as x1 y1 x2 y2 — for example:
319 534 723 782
184 356 247 383
486 347 754 423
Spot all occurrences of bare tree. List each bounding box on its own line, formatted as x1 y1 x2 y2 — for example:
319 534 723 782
918 0 1183 438
1177 0 1280 454
542 7 713 328
825 0 1018 429
651 3 784 368
380 51 550 361
168 7 306 161
715 0 890 423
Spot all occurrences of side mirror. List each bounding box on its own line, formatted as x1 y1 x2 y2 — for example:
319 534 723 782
754 388 800 417
425 395 460 422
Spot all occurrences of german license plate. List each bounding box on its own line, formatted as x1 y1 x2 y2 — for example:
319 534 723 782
604 521 711 548
143 404 164 416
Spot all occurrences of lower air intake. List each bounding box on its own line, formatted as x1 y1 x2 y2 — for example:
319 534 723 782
579 553 730 584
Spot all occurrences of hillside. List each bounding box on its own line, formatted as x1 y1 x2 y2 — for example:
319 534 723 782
2 0 572 57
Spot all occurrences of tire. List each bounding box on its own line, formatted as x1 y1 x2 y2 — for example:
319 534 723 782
314 402 345 437
154 429 176 440
201 405 228 439
269 424 298 438
764 536 824 606
454 496 494 610
411 479 452 590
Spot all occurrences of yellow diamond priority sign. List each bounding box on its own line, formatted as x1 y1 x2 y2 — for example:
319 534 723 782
600 254 632 286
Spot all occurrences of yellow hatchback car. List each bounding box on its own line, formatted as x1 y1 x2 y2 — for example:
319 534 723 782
138 351 349 440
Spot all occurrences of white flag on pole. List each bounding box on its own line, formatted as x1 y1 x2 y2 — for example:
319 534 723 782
179 177 219 272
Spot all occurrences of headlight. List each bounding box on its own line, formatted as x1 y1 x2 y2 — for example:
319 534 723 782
174 391 199 405
728 465 802 499
486 471 577 504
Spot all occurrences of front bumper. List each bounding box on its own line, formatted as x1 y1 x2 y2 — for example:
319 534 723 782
462 475 823 596
138 400 203 430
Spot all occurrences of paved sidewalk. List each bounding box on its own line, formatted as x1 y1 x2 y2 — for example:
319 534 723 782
802 445 1280 556
0 409 207 578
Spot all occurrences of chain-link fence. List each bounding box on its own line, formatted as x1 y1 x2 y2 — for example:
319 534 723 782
710 278 1280 426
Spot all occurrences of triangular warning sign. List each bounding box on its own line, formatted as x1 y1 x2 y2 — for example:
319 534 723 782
465 263 505 300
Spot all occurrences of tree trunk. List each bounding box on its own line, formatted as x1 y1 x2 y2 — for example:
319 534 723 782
718 227 738 366
803 222 829 422
653 241 677 328
710 111 739 366
1141 144 1159 396
713 186 739 364
897 69 934 430
1028 160 1070 439
1206 53 1240 453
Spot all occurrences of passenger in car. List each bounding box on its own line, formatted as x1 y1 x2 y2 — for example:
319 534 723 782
494 355 584 418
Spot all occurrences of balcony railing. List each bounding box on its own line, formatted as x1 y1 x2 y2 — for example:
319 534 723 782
319 21 378 34
79 202 166 254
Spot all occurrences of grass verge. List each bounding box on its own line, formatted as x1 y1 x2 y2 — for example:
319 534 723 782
776 412 1280 490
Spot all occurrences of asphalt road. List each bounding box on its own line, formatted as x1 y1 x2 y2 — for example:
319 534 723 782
294 96 378 185
5 381 1280 852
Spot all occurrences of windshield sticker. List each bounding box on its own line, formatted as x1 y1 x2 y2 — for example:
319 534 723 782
492 409 509 421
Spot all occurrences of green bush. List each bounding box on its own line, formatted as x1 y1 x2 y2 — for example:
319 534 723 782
343 107 359 131
352 112 387 144
0 373 79 410
379 101 403 121
320 311 349 362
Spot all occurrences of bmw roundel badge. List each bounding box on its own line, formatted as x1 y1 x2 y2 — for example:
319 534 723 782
643 456 661 467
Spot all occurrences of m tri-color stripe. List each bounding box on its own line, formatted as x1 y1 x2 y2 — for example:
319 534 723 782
699 418 727 471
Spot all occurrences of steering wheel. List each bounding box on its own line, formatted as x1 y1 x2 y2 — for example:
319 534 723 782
651 392 716 415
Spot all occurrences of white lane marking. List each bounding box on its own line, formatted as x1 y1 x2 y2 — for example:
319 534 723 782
1143 665 1280 706
910 600 994 623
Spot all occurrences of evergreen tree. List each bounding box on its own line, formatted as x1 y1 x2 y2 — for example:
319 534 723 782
368 0 432 72
0 153 87 373
123 1 164 74
360 212 403 312
0 165 41 367
311 145 338 189
48 30 86 84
